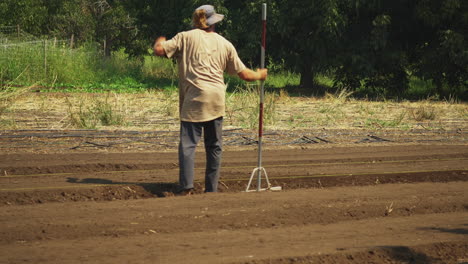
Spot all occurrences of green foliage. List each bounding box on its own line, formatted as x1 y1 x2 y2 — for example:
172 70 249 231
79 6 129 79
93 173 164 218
410 0 468 99
224 0 345 93
0 40 176 92
49 0 96 42
1 0 140 56
1 0 466 100
0 0 48 36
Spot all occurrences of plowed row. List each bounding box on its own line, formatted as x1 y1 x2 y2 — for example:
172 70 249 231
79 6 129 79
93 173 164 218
1 144 467 263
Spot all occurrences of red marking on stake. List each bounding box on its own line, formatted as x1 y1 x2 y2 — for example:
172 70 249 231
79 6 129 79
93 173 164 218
261 21 267 49
259 103 264 137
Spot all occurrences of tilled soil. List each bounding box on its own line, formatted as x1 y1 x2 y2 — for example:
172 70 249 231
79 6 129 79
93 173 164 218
0 137 467 263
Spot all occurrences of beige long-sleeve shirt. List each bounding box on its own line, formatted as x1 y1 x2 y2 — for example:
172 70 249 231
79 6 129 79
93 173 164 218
162 29 246 122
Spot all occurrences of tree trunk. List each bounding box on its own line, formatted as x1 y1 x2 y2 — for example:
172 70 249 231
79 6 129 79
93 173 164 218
104 38 112 57
434 77 444 99
300 63 326 95
300 66 314 90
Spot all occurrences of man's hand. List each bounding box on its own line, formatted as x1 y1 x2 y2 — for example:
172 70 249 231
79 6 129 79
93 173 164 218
257 68 268 80
153 36 167 57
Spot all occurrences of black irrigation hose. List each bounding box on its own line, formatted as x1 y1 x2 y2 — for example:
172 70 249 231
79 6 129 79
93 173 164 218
0 128 465 149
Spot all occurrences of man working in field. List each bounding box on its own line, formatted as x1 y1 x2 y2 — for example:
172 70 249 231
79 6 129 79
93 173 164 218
154 5 267 194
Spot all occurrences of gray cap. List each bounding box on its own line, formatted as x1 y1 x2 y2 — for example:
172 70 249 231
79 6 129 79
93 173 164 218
196 5 224 26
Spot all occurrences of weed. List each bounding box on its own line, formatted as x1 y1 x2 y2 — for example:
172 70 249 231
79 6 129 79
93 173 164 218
357 103 375 115
66 93 127 129
324 88 353 104
0 118 16 129
393 111 407 125
317 104 331 114
67 97 98 129
365 111 406 129
444 94 460 104
410 106 437 121
278 89 291 102
385 202 394 216
95 96 126 126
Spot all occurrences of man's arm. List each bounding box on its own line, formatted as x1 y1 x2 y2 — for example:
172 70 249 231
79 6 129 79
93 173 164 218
237 68 268 82
153 36 167 57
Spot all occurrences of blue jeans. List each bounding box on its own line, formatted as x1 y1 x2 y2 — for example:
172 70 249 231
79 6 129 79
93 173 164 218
178 117 223 192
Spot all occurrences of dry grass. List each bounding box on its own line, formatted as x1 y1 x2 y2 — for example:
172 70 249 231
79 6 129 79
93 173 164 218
0 84 37 128
65 93 129 129
273 96 467 131
0 86 34 114
0 89 466 132
226 83 278 128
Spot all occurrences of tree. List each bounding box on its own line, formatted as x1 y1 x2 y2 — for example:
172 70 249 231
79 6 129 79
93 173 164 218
49 0 96 43
2 0 465 99
222 0 344 94
332 0 413 97
410 0 468 98
90 0 139 56
0 0 49 36
50 0 139 56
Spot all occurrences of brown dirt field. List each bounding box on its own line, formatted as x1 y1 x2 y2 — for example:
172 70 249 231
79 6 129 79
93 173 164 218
0 129 467 263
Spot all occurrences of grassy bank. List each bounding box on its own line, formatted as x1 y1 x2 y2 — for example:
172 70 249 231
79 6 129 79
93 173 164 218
0 41 299 93
2 40 455 100
1 42 466 131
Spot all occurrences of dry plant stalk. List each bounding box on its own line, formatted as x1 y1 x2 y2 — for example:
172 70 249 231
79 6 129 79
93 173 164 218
410 105 437 121
66 93 127 129
0 85 35 115
385 202 394 216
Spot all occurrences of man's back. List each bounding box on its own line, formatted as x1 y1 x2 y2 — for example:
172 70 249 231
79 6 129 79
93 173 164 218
163 28 246 122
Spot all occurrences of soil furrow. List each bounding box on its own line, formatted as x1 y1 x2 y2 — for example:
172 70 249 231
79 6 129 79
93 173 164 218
1 170 467 206
1 211 466 264
1 143 467 263
236 241 468 264
1 182 466 244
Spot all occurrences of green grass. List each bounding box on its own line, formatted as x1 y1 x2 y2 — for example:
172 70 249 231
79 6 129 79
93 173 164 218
1 40 302 94
3 39 454 101
0 41 177 92
315 74 334 88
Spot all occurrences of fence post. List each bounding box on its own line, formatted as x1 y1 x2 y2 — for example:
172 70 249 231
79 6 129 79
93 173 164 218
44 39 47 79
70 34 74 49
17 25 20 38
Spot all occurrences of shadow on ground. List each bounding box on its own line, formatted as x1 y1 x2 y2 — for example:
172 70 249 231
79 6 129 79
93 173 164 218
66 177 179 197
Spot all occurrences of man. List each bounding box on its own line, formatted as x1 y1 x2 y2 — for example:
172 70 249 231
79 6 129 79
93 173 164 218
154 4 267 195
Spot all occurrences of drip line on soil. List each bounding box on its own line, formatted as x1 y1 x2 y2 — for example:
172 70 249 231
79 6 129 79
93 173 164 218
0 128 465 151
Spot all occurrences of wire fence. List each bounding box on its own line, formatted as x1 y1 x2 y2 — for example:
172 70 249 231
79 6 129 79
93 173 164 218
0 38 80 84
0 25 38 43
0 26 100 85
